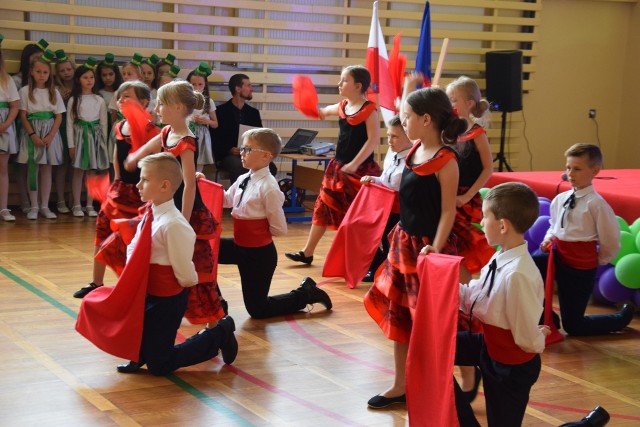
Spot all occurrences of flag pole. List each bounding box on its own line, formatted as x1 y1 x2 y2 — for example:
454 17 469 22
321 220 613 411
432 38 449 88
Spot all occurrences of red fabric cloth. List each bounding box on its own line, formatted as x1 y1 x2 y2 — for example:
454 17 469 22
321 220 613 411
337 99 378 125
487 169 640 223
482 323 536 365
85 173 110 203
555 239 598 270
453 190 495 274
323 184 396 288
233 218 272 247
544 244 565 346
147 264 183 297
388 33 407 102
75 211 152 362
292 75 319 118
406 254 462 427
197 179 224 279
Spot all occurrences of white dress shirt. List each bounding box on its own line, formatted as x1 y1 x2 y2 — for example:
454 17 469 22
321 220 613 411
223 166 287 237
543 185 620 265
127 200 198 287
372 147 410 192
459 243 546 354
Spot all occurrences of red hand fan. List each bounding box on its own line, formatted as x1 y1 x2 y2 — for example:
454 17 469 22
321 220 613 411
292 75 319 119
119 99 153 152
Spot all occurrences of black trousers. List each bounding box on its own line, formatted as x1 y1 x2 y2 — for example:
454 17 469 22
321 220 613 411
533 253 625 336
218 238 306 319
367 212 400 274
454 332 541 427
141 290 225 376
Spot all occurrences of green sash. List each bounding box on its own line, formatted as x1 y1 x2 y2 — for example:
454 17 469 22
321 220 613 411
26 111 56 191
0 101 9 108
188 121 208 134
76 119 100 169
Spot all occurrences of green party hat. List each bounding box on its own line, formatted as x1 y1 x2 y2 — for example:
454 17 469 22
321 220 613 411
165 53 176 65
103 53 115 66
84 57 98 70
146 54 160 66
36 38 49 51
194 62 212 78
41 49 56 63
55 49 68 62
167 64 180 77
131 52 143 66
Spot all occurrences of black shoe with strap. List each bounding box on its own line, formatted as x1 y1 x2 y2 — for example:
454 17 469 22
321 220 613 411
285 251 313 265
367 394 406 409
559 405 610 426
217 316 238 365
73 282 103 299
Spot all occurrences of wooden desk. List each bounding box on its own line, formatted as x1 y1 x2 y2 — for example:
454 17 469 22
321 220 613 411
279 153 332 222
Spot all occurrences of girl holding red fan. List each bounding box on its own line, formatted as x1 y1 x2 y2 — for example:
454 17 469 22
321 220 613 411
73 80 157 298
286 65 381 265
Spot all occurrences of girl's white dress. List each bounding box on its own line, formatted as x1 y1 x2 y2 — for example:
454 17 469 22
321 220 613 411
0 80 20 154
66 94 109 170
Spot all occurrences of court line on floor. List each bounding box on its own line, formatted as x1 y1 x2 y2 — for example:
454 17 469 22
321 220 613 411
286 314 640 422
0 265 255 427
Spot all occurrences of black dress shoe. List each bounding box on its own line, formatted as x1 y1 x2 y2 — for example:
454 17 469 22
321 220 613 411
559 406 610 427
461 366 482 403
299 277 332 310
217 316 238 365
619 303 635 328
367 394 406 409
285 251 313 265
117 360 145 373
362 271 375 282
73 282 103 298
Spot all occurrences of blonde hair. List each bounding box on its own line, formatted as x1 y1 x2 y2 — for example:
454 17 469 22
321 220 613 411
0 48 10 91
243 128 282 157
28 57 56 105
447 76 490 128
157 80 204 116
138 152 183 191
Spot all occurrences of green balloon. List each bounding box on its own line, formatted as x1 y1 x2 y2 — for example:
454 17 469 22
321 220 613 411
636 230 640 253
614 253 640 289
479 187 490 200
630 217 640 237
611 231 637 265
617 216 631 233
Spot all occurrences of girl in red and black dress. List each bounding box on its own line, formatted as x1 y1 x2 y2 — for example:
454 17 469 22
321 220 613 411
364 86 466 409
286 65 380 265
125 80 224 327
446 76 496 399
74 81 157 298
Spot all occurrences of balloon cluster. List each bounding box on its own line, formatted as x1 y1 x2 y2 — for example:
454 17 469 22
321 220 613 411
478 188 640 306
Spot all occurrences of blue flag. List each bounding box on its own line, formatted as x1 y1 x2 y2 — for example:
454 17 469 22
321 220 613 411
415 1 432 85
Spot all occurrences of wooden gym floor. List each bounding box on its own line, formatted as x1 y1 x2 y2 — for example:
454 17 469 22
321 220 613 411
1 211 640 426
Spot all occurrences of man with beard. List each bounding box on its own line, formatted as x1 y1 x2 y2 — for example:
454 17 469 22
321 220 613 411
211 73 275 183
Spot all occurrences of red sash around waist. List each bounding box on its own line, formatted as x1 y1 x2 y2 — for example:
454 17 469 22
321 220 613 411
482 323 536 365
555 239 598 270
233 217 272 247
147 264 184 297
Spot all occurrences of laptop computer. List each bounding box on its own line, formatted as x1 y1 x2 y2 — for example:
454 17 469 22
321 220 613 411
281 128 318 154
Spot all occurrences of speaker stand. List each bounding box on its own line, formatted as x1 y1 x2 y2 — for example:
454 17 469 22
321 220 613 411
494 110 513 172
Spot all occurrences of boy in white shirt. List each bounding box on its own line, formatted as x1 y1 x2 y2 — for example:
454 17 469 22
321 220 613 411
537 143 633 336
455 182 550 427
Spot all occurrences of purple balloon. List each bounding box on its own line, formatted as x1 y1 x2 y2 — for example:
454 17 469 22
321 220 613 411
592 280 612 304
599 267 635 302
538 196 551 204
595 264 611 282
539 200 551 217
633 290 640 307
526 215 550 249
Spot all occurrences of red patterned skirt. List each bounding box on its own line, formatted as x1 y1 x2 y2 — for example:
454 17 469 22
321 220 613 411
312 159 381 229
453 188 495 274
96 204 224 325
94 179 144 245
364 224 457 343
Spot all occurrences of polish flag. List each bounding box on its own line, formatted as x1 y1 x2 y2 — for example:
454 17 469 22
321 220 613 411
366 1 395 124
